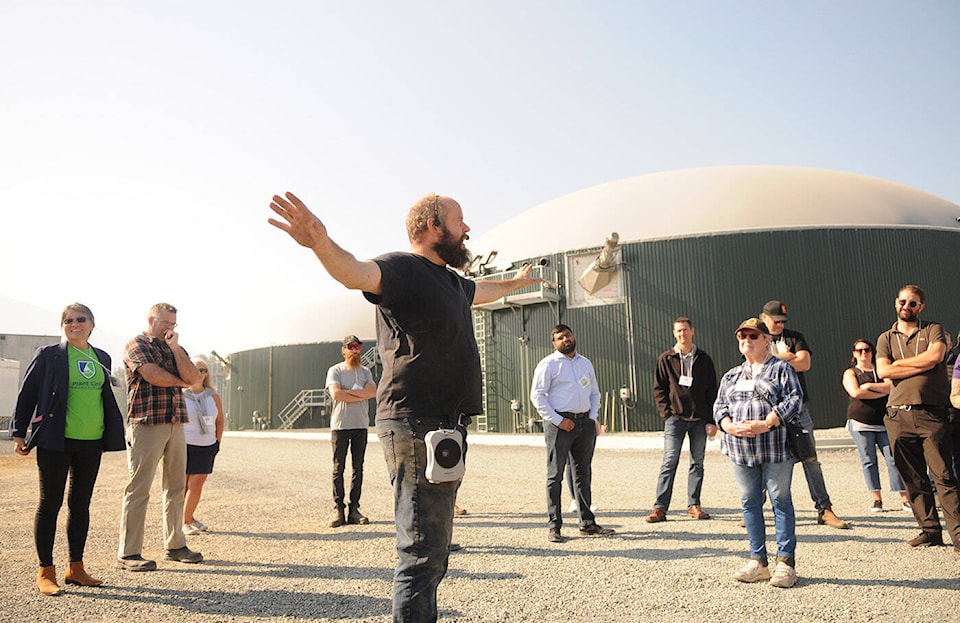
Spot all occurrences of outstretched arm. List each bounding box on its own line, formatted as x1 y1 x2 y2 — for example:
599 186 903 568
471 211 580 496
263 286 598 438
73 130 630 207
269 192 383 295
473 264 542 305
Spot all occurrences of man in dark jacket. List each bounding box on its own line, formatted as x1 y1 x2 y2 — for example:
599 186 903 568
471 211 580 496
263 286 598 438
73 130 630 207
647 317 718 522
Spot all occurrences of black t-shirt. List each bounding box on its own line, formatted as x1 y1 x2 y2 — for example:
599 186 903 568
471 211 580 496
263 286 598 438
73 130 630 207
770 328 812 402
364 252 481 420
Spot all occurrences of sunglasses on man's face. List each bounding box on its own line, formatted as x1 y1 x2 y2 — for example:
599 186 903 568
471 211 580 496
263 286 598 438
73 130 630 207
345 343 362 351
64 317 88 325
897 300 920 309
736 332 762 341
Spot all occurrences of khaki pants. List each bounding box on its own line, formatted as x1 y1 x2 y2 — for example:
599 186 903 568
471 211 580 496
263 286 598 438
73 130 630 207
118 422 187 558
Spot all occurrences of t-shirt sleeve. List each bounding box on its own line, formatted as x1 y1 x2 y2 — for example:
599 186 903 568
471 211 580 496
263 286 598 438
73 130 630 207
326 366 340 390
364 253 409 307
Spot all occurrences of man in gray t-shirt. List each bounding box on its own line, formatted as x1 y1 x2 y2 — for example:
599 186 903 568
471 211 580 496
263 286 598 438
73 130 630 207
325 335 377 527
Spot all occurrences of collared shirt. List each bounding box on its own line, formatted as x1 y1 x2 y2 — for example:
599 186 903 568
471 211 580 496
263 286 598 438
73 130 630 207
123 332 188 425
876 320 949 407
530 351 600 426
713 356 803 466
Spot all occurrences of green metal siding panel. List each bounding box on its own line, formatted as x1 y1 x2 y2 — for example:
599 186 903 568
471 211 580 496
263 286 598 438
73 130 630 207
481 228 960 431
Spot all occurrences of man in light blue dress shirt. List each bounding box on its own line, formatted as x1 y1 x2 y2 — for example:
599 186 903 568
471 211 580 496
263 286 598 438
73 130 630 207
531 324 615 543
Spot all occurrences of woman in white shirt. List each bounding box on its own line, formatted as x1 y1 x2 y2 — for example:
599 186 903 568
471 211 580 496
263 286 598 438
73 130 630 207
182 358 224 535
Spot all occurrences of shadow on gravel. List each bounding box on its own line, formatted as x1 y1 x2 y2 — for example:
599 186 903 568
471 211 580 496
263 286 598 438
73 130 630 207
147 559 393 581
71 585 391 619
214 529 396 541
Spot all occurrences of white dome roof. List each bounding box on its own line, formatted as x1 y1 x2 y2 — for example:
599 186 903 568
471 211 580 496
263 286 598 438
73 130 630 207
250 166 960 350
470 166 960 263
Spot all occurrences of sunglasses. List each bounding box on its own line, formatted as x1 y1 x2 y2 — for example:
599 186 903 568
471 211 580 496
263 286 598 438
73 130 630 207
736 332 762 341
63 316 88 325
896 300 920 309
345 343 362 351
197 367 208 373
854 348 872 354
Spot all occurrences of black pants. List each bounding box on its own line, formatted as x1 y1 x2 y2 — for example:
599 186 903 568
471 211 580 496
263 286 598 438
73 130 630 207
35 439 103 567
885 407 960 542
332 429 368 511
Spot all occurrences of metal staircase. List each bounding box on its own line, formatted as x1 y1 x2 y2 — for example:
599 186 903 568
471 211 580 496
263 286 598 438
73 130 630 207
276 388 328 430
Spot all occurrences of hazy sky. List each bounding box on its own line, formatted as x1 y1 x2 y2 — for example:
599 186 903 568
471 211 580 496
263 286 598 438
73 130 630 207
2 1 958 357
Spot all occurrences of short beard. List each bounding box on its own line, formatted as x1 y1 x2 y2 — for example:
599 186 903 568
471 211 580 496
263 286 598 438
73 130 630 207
558 341 576 355
434 225 472 270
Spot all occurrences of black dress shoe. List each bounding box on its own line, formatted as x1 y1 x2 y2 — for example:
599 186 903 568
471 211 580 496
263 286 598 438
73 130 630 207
579 524 615 536
548 528 564 543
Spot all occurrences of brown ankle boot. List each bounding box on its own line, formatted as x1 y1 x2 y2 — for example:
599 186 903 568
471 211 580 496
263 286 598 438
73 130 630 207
37 565 61 596
818 506 850 529
65 561 103 587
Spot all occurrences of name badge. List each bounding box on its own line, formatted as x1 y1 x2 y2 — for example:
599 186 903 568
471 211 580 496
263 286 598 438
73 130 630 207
579 375 591 388
734 378 755 393
679 375 693 387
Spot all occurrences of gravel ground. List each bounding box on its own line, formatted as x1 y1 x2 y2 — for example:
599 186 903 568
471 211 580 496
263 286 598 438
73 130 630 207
1 431 958 623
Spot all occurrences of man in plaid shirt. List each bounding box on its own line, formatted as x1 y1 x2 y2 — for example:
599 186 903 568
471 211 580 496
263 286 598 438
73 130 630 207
117 303 203 571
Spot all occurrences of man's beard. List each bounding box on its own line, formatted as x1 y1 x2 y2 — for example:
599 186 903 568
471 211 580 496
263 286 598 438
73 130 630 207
434 225 472 270
899 308 918 323
558 340 576 355
345 351 362 368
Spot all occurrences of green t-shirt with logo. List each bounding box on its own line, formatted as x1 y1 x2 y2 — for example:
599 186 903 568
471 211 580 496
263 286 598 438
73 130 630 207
65 346 106 440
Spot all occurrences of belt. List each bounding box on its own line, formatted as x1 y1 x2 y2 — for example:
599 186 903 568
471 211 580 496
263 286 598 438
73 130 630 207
557 411 589 419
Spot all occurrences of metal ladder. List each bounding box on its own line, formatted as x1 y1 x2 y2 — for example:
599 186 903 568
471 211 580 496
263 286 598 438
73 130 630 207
472 310 491 432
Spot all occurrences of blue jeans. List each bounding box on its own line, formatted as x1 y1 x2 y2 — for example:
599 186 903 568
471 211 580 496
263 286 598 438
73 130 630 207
846 420 905 493
377 418 465 623
730 459 796 563
797 406 832 512
654 417 707 511
545 418 597 530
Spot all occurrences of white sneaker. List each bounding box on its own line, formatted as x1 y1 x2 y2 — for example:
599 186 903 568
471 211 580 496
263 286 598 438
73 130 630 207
732 559 770 583
768 561 798 588
191 519 208 531
870 500 883 513
183 523 201 536
901 502 912 512
568 500 579 513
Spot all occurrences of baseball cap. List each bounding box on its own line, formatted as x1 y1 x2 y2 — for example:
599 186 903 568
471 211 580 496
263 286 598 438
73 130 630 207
735 317 771 336
342 335 362 347
761 300 788 322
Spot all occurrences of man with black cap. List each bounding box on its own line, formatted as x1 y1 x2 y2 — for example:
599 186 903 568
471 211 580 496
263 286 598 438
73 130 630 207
326 335 377 527
760 300 849 529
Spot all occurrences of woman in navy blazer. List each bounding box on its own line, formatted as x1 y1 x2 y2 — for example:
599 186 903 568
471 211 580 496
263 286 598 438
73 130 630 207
11 303 125 596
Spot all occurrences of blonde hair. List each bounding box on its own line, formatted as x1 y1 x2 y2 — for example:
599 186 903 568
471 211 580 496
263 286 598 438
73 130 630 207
406 193 444 243
193 358 215 390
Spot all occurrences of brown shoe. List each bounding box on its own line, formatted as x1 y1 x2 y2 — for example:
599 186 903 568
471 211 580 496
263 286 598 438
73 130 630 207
329 509 346 528
65 561 103 587
645 507 666 523
687 505 711 520
37 565 61 596
454 505 467 516
818 507 849 529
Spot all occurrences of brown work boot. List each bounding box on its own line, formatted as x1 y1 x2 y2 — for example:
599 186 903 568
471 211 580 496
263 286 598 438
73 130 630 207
329 508 346 528
65 561 103 587
645 507 666 523
37 565 61 596
818 506 849 529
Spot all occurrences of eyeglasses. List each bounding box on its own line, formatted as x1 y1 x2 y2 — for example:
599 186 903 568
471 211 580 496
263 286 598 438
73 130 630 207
772 319 787 325
197 367 208 373
63 317 88 325
736 332 762 341
345 343 362 351
896 300 920 309
854 348 872 354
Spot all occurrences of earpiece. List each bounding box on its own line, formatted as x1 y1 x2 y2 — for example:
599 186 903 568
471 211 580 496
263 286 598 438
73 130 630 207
432 194 442 226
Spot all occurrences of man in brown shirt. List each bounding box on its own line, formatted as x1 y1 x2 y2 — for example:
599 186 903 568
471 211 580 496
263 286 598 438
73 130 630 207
876 285 960 553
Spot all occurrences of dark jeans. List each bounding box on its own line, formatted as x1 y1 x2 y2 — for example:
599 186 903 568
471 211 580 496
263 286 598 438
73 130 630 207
331 428 368 511
885 407 960 542
545 418 597 530
377 418 466 623
35 438 103 567
654 417 707 511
